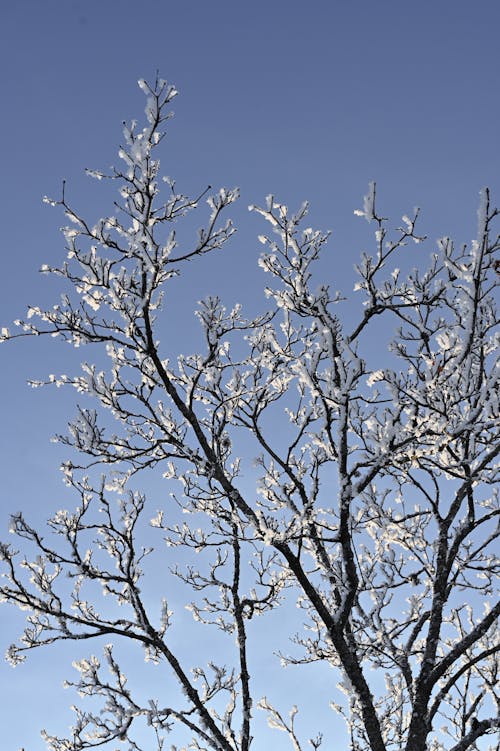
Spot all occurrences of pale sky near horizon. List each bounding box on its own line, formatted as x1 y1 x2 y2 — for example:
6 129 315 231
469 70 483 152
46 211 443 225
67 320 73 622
1 2 499 749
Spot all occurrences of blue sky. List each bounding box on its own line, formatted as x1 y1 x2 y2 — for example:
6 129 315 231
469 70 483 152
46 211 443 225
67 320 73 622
1 1 499 749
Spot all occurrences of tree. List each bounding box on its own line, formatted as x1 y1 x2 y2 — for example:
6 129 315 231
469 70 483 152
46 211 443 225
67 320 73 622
1 76 499 751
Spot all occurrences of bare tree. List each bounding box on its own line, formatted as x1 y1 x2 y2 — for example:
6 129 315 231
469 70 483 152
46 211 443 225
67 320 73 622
1 77 498 751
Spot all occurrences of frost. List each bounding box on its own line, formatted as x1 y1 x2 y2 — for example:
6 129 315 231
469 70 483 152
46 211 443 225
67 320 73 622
85 169 105 180
354 181 376 222
150 510 164 528
366 369 385 386
435 330 455 350
401 214 413 233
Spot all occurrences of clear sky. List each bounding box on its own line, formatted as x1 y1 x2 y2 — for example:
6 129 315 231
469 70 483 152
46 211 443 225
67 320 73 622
1 1 499 749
